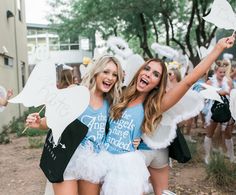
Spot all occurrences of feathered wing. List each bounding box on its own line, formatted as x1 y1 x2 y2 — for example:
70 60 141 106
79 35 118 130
142 90 204 149
203 0 236 30
107 36 133 58
151 43 178 59
199 83 223 103
123 54 144 86
230 89 236 120
9 59 57 107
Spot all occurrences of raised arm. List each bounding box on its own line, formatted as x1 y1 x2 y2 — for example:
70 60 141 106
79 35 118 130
161 36 235 112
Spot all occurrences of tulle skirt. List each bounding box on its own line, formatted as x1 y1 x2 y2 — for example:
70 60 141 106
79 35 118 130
101 150 150 195
63 144 108 183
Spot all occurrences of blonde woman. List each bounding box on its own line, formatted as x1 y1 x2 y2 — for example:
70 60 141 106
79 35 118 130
204 61 234 164
26 55 123 195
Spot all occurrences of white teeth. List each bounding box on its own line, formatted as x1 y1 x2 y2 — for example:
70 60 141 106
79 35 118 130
140 78 149 85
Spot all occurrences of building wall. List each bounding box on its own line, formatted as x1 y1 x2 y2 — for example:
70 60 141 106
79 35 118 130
0 0 28 131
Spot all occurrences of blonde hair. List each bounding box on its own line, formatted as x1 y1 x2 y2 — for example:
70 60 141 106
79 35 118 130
80 54 123 105
58 69 73 89
110 59 168 134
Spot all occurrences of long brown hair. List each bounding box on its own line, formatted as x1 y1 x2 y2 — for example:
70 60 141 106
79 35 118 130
58 69 73 89
110 58 168 134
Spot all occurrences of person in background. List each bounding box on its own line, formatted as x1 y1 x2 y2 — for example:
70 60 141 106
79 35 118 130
0 88 13 106
230 62 236 88
57 68 74 89
204 61 234 164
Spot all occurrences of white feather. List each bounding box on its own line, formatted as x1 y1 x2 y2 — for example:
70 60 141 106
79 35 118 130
151 43 178 59
199 83 223 103
107 36 133 59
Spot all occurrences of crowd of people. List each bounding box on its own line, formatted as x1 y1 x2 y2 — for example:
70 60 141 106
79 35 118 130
1 35 235 195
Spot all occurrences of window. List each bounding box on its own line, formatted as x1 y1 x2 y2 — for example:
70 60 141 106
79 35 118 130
4 56 13 67
17 0 22 21
21 62 26 87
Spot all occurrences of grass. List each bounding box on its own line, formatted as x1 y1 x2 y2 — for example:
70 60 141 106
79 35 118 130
28 136 45 148
206 151 236 189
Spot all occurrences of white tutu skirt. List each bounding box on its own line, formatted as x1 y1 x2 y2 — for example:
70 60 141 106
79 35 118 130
101 150 150 195
63 144 108 183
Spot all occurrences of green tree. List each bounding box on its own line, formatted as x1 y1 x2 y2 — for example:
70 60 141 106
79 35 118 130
47 0 236 65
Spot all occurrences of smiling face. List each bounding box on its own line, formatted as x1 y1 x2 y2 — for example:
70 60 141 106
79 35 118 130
136 61 163 94
95 61 118 93
216 66 226 81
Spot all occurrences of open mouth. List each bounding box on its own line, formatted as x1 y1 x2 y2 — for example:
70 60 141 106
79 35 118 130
139 78 149 87
103 81 112 89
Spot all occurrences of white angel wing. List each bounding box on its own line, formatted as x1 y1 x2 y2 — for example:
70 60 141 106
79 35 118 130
142 90 204 149
9 59 57 107
223 53 234 60
107 36 133 59
9 59 90 144
230 89 236 120
123 54 144 86
151 43 178 59
203 0 236 30
45 85 90 144
0 86 7 112
199 83 223 103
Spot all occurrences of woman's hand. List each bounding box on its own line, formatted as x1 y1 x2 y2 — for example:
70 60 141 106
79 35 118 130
217 35 235 50
6 89 13 100
25 113 41 129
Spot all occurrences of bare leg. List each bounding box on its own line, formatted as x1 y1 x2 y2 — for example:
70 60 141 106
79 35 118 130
224 119 235 162
78 180 100 195
148 166 169 195
53 180 78 195
185 118 196 143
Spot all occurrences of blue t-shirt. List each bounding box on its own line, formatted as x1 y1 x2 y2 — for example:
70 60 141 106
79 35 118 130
103 104 144 154
192 78 205 92
78 100 109 153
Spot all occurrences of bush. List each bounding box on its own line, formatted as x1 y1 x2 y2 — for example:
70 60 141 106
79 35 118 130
0 125 10 144
206 152 236 189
